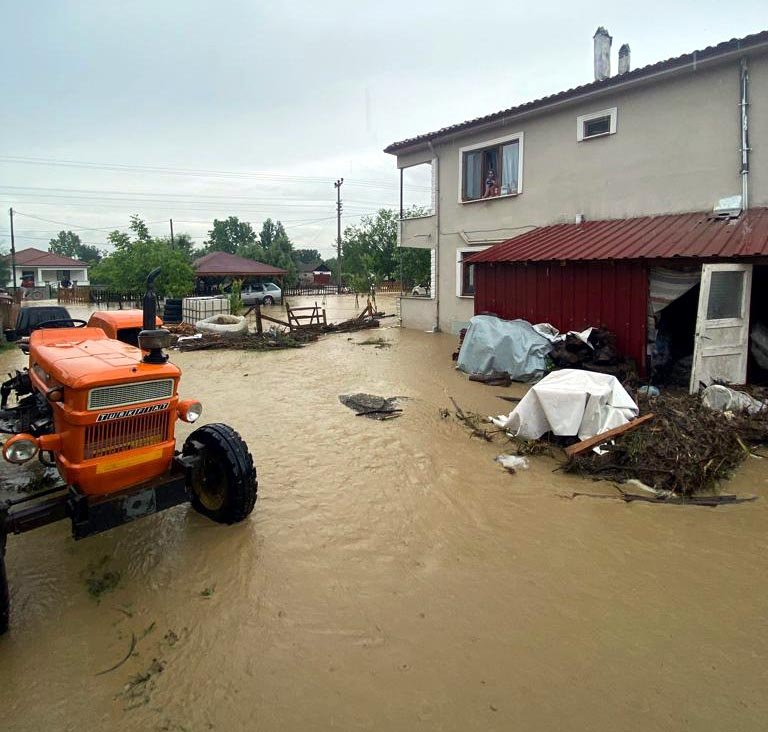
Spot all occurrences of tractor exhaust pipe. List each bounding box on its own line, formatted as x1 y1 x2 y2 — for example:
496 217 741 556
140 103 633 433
139 267 170 364
143 267 162 331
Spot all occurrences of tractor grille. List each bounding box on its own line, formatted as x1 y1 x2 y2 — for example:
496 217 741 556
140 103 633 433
88 379 174 410
84 409 171 458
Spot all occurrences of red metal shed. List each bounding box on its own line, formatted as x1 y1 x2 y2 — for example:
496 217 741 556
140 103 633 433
467 208 768 374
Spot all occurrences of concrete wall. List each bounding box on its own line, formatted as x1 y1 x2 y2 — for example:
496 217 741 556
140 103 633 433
393 48 767 334
400 296 437 331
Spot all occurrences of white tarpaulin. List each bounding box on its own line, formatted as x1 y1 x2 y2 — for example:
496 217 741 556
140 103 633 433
491 369 639 440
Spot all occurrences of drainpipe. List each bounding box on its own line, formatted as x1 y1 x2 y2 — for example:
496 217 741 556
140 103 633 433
428 141 440 332
740 57 750 209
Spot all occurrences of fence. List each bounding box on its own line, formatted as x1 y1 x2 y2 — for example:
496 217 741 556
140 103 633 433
283 285 338 297
57 286 91 305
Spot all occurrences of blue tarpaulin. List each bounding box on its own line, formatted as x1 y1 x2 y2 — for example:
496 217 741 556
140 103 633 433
456 315 553 382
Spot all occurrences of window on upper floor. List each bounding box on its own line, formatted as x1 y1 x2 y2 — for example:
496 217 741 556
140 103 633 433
577 107 617 141
460 133 523 202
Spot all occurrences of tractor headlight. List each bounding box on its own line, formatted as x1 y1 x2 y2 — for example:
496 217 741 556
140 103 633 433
178 400 203 423
3 434 40 464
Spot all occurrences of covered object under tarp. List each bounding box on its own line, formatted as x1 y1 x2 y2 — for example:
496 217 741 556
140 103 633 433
456 315 553 382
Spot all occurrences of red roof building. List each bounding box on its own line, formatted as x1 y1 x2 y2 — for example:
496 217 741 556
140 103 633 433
3 247 90 288
467 209 768 380
193 252 287 278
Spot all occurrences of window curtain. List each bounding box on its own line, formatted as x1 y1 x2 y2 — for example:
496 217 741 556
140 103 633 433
501 142 519 194
465 152 482 199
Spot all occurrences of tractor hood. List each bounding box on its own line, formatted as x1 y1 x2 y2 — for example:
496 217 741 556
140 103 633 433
29 327 180 390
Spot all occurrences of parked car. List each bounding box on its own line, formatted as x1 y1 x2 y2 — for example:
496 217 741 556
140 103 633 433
241 282 282 306
3 305 75 342
411 284 431 297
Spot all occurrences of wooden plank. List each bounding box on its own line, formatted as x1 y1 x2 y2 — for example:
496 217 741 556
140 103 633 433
564 413 655 457
260 313 291 328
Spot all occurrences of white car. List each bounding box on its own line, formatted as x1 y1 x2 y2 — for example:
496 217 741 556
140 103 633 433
411 284 431 297
241 282 282 306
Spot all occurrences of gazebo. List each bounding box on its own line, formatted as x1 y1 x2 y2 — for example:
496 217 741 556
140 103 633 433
193 251 287 294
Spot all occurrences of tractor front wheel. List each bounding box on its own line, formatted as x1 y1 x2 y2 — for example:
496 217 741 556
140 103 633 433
184 424 257 524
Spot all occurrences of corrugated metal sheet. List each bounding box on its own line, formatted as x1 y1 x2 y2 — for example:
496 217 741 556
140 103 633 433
468 208 768 264
475 261 649 373
384 30 768 154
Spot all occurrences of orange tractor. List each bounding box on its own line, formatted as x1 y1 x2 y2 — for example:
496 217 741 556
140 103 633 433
0 269 257 633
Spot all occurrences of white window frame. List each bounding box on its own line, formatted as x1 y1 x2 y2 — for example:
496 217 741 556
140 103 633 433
458 132 524 204
456 246 491 298
577 107 617 141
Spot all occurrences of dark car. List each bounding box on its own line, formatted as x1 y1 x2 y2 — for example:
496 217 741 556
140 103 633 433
3 306 74 342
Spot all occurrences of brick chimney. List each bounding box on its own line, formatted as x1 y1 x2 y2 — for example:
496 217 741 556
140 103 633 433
593 27 612 81
618 43 631 74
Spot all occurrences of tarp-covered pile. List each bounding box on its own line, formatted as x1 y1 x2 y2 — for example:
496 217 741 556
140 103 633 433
491 369 638 440
456 316 553 382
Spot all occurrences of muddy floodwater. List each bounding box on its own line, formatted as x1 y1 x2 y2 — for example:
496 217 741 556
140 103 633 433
2 295 768 731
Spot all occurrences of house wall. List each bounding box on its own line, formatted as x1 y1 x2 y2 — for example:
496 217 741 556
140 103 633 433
5 266 88 288
474 261 649 372
396 47 768 334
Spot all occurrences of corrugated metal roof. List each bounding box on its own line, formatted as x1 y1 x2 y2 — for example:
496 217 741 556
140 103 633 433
194 251 287 276
384 30 768 154
466 208 768 264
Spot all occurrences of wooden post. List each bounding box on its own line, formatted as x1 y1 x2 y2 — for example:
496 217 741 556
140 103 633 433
255 302 263 334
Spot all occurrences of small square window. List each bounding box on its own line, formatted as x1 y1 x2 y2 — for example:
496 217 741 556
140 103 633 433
577 107 617 141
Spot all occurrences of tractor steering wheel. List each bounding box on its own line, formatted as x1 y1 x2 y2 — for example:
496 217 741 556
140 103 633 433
33 319 89 330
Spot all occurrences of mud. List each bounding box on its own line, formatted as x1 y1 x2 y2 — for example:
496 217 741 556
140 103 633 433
2 296 768 731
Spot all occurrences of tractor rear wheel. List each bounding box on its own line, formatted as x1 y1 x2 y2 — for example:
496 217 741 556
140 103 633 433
0 546 9 635
184 424 257 524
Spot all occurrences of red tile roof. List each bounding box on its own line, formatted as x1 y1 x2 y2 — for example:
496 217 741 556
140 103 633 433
384 30 768 154
193 251 287 277
10 247 86 267
466 208 768 264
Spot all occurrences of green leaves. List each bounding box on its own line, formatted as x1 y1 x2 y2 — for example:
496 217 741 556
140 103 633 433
90 220 195 298
205 217 258 254
48 231 103 264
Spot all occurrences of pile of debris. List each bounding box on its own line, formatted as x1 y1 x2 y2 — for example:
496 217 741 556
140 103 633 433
172 314 381 352
178 329 317 352
567 390 768 495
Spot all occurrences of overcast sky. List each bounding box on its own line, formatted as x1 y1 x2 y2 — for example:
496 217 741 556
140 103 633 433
0 1 765 258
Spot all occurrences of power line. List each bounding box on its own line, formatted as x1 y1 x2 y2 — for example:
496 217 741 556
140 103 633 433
0 155 431 191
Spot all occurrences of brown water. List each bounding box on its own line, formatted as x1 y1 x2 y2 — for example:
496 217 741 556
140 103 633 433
1 298 768 731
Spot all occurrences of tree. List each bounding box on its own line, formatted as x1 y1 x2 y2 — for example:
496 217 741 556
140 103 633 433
400 247 431 288
294 248 322 265
259 219 297 286
342 209 399 286
205 216 257 254
129 214 151 243
0 247 9 289
48 231 103 264
107 230 131 250
90 238 195 297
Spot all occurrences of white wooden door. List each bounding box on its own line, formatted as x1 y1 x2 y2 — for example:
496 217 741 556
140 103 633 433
689 263 752 394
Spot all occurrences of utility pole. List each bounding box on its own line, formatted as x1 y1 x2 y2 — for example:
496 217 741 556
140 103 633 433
9 208 17 296
169 219 175 248
334 178 343 294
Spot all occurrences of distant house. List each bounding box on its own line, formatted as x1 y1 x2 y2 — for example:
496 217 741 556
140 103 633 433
297 261 332 286
3 248 89 288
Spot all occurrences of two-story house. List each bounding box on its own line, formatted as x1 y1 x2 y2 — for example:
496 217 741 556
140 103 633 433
385 28 768 388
